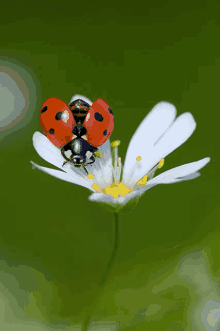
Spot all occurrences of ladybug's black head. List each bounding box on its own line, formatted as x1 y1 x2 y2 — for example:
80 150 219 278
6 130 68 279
61 138 96 171
68 138 87 166
70 154 86 167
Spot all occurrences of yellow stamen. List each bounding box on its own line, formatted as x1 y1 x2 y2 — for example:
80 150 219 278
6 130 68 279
92 183 101 191
157 158 164 169
136 156 141 162
137 174 147 186
103 182 132 199
94 151 104 158
111 140 120 147
87 174 94 179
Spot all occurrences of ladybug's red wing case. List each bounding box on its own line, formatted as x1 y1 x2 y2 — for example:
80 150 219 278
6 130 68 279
83 98 114 147
39 97 76 148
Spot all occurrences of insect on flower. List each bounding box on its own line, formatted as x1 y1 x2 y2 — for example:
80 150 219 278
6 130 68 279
39 95 114 175
31 95 210 214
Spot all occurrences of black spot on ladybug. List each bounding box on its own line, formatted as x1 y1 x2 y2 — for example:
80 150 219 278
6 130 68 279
49 128 55 134
55 111 65 120
103 130 108 136
94 112 103 122
108 107 113 115
41 106 47 113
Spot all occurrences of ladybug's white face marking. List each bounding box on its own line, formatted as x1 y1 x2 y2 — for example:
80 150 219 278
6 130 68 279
62 110 69 123
65 150 72 158
72 134 77 140
86 150 93 160
81 135 87 141
85 113 90 122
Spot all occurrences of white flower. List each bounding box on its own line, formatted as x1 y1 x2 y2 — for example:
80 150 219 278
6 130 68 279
201 299 220 329
31 96 210 213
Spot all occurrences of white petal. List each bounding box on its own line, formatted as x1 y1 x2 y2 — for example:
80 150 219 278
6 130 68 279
88 183 156 211
89 158 210 209
31 161 95 191
89 190 142 213
89 165 205 209
122 102 177 185
33 131 64 169
123 169 203 202
32 131 95 187
127 157 210 198
127 171 202 199
89 192 119 204
89 189 145 205
89 139 113 187
123 109 197 186
33 131 88 179
89 187 144 206
69 94 93 106
121 182 158 200
148 157 210 184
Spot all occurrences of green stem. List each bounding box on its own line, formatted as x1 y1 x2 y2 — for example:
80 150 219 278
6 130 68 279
81 212 120 331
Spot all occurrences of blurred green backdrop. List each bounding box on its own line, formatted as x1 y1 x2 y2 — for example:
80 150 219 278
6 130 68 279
0 0 219 330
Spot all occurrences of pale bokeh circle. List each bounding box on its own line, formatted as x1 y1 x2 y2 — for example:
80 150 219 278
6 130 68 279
0 63 38 133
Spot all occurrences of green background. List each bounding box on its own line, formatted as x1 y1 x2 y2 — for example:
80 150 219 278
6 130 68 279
0 0 219 330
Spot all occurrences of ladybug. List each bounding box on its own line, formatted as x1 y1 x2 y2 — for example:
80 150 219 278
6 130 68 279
39 96 114 175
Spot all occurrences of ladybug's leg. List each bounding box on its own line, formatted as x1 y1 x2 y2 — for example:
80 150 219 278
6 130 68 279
61 146 70 166
86 156 95 165
83 166 89 175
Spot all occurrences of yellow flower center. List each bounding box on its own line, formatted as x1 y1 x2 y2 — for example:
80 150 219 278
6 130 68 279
103 182 132 199
90 140 165 199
